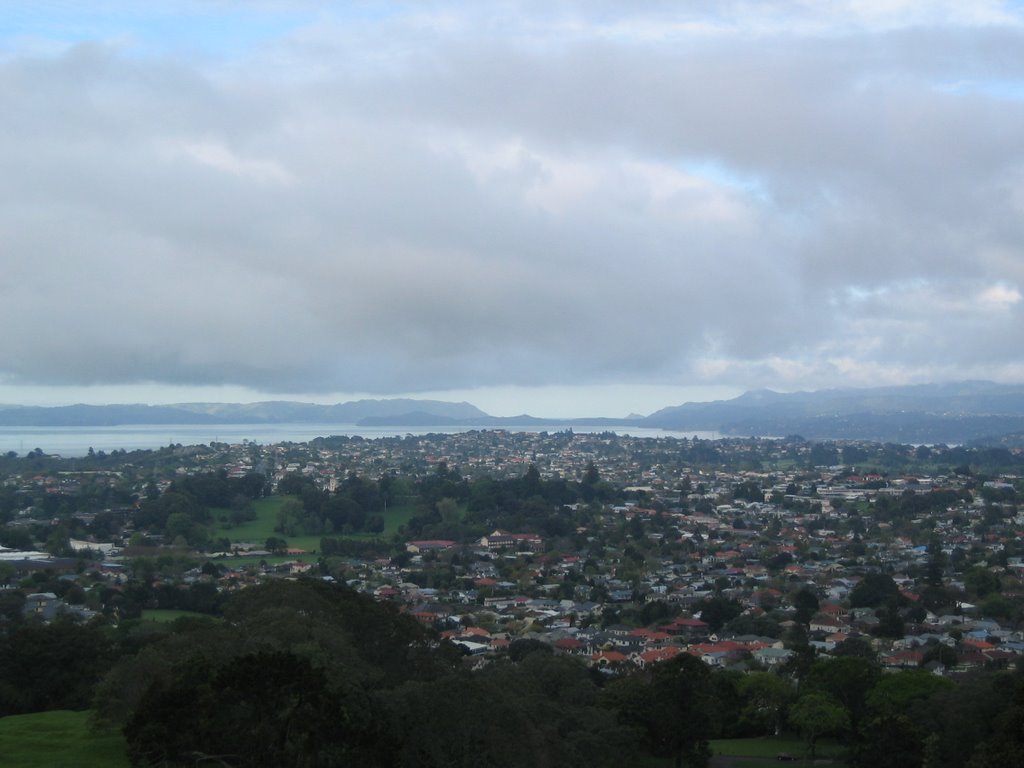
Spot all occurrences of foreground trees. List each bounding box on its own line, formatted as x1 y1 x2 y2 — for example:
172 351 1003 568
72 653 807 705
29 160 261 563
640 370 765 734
0 616 114 716
124 651 385 767
5 577 1023 767
789 692 849 758
604 654 713 768
96 580 640 767
385 654 634 768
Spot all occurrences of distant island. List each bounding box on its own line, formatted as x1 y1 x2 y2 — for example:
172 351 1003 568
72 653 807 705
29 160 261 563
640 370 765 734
5 381 1024 444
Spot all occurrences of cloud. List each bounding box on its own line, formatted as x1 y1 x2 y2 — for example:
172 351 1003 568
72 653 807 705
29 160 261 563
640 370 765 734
1 2 1024 399
163 139 295 184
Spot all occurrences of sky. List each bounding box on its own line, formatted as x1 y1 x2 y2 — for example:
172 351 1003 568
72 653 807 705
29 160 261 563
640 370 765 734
2 1 1024 418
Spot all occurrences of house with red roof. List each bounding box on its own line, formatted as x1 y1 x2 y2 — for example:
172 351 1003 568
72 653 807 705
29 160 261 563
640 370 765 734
636 646 682 668
591 650 629 668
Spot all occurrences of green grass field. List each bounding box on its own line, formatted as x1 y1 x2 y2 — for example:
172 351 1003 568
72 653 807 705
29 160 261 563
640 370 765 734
208 495 419 556
209 496 316 549
374 497 418 538
0 710 128 768
140 608 213 623
711 735 846 765
0 713 843 768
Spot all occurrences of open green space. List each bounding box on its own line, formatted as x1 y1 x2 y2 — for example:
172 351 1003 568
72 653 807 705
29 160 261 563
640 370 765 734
0 714 847 768
0 710 128 768
374 496 418 538
629 756 674 768
574 737 849 768
140 608 211 623
711 736 846 765
210 496 318 549
209 494 419 556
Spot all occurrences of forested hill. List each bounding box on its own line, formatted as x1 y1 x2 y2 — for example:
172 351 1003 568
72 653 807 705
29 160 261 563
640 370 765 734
0 399 488 427
642 381 1024 444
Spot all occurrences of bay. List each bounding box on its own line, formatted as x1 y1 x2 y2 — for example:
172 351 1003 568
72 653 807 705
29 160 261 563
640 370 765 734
0 423 722 458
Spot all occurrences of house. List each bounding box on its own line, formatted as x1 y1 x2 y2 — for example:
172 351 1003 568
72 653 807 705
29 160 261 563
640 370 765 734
881 649 924 669
405 539 457 554
591 650 629 668
23 592 60 622
553 637 586 655
809 615 844 634
478 530 544 552
752 648 795 667
636 646 682 668
662 616 710 639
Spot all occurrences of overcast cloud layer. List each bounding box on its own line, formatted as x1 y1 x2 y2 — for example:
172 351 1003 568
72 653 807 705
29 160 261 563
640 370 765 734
2 1 1024 412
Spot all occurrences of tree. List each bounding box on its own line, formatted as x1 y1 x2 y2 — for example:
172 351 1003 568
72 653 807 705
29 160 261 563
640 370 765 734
581 461 603 502
0 526 33 550
850 573 901 608
964 566 1001 598
915 671 1020 768
164 512 198 546
926 537 946 587
792 588 819 625
275 497 307 536
872 600 905 639
804 656 880 734
265 536 288 554
737 672 794 736
384 665 632 768
921 642 958 668
124 651 384 767
854 670 957 767
44 524 73 557
276 472 313 497
696 597 742 633
0 617 114 715
833 636 877 661
436 497 461 526
507 638 553 662
855 714 926 768
866 670 954 719
967 680 1024 767
789 692 849 758
160 490 206 526
605 654 713 768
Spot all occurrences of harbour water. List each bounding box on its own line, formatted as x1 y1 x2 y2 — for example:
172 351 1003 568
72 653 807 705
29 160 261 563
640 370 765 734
0 424 723 458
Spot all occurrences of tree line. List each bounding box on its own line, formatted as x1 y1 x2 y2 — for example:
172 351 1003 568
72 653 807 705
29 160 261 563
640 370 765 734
3 579 1024 766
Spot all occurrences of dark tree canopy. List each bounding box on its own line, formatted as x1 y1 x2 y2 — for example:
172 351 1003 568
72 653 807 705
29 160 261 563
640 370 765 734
849 573 901 608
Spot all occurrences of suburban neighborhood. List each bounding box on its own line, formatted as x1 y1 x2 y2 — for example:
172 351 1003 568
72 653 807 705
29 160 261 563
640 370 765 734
2 430 1022 675
2 430 1024 765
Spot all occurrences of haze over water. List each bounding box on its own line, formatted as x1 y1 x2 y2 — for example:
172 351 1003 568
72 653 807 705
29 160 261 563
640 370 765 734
0 424 722 458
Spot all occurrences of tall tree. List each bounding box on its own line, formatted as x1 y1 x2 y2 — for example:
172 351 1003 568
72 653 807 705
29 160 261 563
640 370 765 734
605 654 713 768
737 672 794 736
789 692 849 759
805 656 881 735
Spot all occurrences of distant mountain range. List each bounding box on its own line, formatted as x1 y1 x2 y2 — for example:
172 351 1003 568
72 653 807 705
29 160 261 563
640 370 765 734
0 399 487 427
3 381 1024 444
642 381 1024 443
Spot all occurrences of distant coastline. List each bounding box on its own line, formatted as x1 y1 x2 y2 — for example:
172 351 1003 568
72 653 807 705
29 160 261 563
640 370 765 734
0 423 722 458
5 381 1024 444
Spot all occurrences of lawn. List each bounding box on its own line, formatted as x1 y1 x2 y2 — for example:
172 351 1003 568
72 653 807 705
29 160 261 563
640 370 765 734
210 496 317 548
603 737 848 768
374 497 418 538
140 608 214 623
208 495 419 556
711 735 847 766
0 710 128 768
